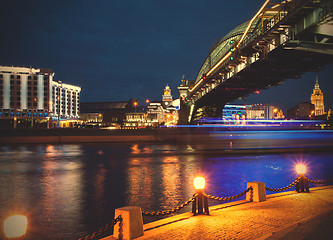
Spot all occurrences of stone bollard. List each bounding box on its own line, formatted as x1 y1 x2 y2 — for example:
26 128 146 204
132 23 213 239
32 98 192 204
246 181 266 202
113 206 144 240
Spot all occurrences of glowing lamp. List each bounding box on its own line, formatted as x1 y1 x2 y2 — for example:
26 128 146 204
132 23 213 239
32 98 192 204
194 177 205 190
4 215 28 239
296 164 306 175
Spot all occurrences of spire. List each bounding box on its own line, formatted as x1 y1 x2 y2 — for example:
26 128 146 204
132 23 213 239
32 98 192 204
315 72 320 90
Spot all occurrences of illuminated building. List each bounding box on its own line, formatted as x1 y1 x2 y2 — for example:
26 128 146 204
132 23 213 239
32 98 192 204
162 84 173 108
0 65 81 128
223 104 247 121
124 85 179 128
311 73 325 116
178 75 189 101
246 104 275 119
222 104 283 122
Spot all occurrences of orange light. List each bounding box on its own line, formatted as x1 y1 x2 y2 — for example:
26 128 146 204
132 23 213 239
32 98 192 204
134 102 138 106
194 177 205 190
296 164 306 175
146 99 150 103
98 114 102 117
4 215 28 238
274 108 278 113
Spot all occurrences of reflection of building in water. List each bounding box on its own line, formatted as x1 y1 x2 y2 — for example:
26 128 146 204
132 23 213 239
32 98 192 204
311 73 325 116
41 145 83 234
161 156 182 208
126 156 155 210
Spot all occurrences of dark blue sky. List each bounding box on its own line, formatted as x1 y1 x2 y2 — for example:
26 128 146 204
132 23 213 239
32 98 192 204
1 0 332 111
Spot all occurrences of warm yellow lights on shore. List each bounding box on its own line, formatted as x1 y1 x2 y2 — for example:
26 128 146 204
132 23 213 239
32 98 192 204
194 177 206 190
4 215 28 239
296 164 306 175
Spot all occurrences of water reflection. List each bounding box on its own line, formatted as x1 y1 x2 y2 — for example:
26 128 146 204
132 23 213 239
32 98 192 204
0 139 332 240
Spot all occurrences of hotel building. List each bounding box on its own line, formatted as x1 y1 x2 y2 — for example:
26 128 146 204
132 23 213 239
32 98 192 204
0 66 81 127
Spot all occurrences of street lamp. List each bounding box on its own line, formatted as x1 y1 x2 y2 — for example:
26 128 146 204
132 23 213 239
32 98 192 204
192 177 209 215
133 101 138 113
295 164 309 193
4 215 28 239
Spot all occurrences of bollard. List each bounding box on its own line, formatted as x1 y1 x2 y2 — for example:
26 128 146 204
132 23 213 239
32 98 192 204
246 182 266 202
192 177 209 215
296 174 310 193
295 164 309 193
113 206 143 240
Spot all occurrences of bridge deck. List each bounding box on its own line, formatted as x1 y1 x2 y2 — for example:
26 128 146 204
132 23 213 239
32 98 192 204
104 186 333 239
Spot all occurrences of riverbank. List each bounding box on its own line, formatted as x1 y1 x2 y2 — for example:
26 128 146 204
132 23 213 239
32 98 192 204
102 186 333 240
1 128 333 145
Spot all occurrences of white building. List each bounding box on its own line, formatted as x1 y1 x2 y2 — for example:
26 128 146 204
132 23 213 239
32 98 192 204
0 65 81 127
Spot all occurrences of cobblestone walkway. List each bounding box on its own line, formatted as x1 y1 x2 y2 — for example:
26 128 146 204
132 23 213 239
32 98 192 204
136 186 333 240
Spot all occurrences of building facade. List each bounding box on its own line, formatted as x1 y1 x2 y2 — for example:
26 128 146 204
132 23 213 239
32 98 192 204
162 84 173 108
311 73 325 116
0 66 80 128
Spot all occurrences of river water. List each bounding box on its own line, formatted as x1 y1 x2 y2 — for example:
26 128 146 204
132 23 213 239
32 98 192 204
0 130 333 239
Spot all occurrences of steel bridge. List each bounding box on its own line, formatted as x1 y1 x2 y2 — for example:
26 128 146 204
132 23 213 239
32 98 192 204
179 0 333 123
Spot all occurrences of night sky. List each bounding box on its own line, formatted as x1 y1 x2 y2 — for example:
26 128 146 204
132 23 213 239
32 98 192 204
1 0 332 112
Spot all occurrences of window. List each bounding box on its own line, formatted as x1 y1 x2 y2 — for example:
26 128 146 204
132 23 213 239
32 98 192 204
0 74 3 78
33 76 37 80
17 75 21 79
10 75 14 79
28 76 31 80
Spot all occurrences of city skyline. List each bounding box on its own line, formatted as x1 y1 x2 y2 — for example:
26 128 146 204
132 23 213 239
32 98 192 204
1 0 332 112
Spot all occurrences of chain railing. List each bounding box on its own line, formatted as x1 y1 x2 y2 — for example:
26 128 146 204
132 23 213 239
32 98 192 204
142 194 197 216
307 177 333 184
206 187 253 202
265 177 300 192
79 174 333 240
78 215 122 240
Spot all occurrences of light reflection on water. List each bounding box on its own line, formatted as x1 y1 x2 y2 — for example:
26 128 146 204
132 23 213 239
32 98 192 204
0 134 333 239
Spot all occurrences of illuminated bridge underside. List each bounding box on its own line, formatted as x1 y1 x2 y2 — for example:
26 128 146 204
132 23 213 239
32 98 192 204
195 45 333 107
185 0 333 122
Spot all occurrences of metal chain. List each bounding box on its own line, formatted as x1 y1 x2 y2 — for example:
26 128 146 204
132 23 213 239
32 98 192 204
78 215 122 240
206 187 253 202
142 195 197 216
307 177 333 184
265 177 300 192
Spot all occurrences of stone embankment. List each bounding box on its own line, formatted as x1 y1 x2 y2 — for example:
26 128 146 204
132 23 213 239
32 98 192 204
103 186 333 240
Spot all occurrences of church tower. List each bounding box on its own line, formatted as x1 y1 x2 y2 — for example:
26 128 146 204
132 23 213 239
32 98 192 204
311 73 325 116
162 84 173 108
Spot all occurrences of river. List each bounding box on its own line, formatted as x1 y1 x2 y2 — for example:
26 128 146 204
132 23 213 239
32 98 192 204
0 130 333 239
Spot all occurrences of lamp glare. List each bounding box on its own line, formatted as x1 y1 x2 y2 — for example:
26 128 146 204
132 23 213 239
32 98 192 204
194 177 205 190
296 164 306 174
4 215 28 238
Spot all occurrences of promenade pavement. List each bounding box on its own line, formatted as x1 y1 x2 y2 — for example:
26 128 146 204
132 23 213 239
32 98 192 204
105 186 333 240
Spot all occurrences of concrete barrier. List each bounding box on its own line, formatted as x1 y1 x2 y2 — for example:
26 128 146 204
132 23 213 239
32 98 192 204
113 206 144 240
246 181 266 202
